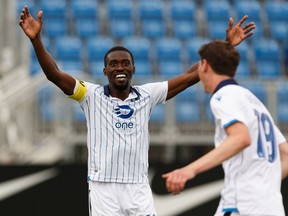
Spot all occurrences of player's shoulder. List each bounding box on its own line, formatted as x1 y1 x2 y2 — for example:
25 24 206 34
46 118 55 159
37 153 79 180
136 81 167 91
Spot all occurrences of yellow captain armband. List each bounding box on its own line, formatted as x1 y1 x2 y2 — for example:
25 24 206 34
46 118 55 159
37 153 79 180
68 80 87 101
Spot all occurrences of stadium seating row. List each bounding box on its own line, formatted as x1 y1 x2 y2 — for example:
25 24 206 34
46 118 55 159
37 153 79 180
30 36 287 79
18 0 288 41
17 0 288 125
38 81 288 124
20 0 288 79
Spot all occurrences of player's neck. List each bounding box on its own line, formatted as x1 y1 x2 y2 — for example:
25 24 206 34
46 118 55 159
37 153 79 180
109 87 131 101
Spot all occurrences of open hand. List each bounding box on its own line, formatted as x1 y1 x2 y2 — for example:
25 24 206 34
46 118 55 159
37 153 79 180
19 6 43 40
226 15 256 46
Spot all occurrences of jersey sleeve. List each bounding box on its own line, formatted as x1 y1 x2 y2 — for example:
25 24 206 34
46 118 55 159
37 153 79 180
141 81 168 107
68 80 87 101
211 92 246 129
273 125 287 146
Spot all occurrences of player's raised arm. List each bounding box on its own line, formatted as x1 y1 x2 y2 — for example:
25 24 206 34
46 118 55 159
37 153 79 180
166 15 256 101
19 6 75 96
162 122 251 195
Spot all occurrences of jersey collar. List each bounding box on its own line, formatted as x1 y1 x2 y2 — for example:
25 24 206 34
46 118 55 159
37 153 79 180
104 85 141 101
213 79 238 95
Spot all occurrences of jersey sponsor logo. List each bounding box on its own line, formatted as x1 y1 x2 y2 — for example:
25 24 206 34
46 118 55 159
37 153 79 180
114 105 135 133
114 105 134 119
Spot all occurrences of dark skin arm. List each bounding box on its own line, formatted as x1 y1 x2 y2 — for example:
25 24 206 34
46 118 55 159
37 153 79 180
19 6 75 95
19 6 255 98
166 15 255 100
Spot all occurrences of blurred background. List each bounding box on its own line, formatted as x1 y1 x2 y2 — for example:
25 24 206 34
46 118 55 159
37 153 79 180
0 0 288 215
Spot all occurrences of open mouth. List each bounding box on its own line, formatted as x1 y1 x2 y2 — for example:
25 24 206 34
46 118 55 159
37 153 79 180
116 74 127 79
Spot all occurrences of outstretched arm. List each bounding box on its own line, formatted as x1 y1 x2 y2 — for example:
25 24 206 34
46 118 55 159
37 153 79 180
19 6 75 95
162 122 251 195
166 15 256 100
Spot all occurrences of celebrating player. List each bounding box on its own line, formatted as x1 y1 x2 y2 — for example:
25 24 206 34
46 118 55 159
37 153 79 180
162 40 288 216
19 5 255 216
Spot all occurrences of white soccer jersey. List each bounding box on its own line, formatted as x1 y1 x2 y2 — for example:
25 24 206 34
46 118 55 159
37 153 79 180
211 80 286 216
70 80 168 184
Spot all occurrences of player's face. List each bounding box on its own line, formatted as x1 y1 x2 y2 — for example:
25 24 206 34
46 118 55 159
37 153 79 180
104 51 135 91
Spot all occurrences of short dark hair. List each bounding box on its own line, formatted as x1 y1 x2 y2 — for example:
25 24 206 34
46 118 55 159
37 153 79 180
104 46 134 67
198 40 240 77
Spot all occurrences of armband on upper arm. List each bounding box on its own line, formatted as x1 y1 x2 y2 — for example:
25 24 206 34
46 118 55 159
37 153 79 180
68 80 87 101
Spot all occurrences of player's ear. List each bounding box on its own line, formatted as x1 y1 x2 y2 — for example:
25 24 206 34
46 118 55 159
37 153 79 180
132 65 135 74
202 59 209 72
103 67 107 76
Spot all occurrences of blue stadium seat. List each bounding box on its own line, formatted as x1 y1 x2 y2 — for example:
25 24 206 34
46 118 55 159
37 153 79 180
203 93 214 122
285 42 288 69
150 104 165 123
106 0 134 38
71 0 98 19
41 0 67 38
38 85 55 121
235 1 261 22
106 0 133 19
86 37 115 76
109 19 134 39
155 38 184 77
175 86 201 123
74 19 99 39
55 36 83 72
141 20 166 39
71 0 99 39
186 37 210 64
170 0 196 21
122 37 151 60
236 41 249 61
241 81 267 105
139 1 166 39
276 82 288 123
208 21 229 39
41 0 66 18
203 1 230 21
235 61 251 79
254 39 280 60
256 61 281 79
155 38 182 60
265 1 288 22
234 1 263 40
269 21 288 42
170 0 197 39
122 37 152 77
43 19 68 38
253 39 282 78
235 42 252 78
203 1 231 39
172 21 197 40
72 103 86 122
55 36 82 61
176 102 200 123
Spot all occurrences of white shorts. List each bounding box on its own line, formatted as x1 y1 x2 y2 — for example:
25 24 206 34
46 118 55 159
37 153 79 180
89 181 157 216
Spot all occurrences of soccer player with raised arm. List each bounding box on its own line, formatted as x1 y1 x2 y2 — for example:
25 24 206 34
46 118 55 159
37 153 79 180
19 5 256 216
162 40 288 216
